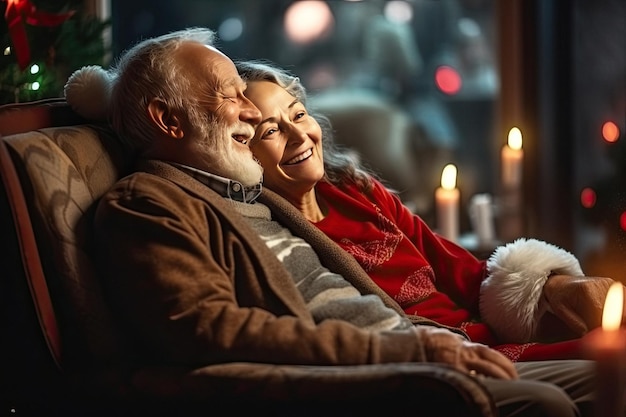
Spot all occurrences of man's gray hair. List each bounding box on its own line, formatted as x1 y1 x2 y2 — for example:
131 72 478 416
110 27 217 149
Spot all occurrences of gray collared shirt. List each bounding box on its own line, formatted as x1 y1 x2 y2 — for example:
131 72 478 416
170 162 262 203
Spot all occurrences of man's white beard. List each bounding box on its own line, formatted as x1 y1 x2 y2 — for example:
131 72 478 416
195 117 263 187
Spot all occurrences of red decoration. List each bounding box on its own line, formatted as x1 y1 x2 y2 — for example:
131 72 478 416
4 0 75 70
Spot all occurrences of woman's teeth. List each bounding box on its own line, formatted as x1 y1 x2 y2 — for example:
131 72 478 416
285 149 312 165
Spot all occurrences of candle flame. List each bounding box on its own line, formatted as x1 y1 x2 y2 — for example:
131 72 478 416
440 164 457 190
508 127 523 150
602 282 624 331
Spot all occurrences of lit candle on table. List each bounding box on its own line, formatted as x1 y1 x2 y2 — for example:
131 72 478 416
584 281 626 417
435 164 459 242
501 127 524 190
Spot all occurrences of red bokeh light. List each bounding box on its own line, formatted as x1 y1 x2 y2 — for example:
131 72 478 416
580 187 596 209
620 212 626 231
435 66 462 95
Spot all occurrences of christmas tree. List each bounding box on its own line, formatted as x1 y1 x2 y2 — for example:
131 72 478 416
1 0 110 104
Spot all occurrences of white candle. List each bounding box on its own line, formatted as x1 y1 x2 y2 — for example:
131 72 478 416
468 193 495 246
583 282 626 417
435 164 460 242
501 127 524 189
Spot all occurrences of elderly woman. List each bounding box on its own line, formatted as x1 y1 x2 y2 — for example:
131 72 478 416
238 59 619 362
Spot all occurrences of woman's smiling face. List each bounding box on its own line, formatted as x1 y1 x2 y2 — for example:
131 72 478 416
246 80 324 202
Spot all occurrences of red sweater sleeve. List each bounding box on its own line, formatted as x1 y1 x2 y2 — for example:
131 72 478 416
369 180 488 314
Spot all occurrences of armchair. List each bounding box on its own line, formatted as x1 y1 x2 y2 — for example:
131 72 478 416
0 99 496 416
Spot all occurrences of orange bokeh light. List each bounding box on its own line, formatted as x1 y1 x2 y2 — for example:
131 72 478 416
602 121 620 143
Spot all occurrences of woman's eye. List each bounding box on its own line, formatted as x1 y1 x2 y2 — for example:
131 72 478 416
294 111 306 120
262 128 278 138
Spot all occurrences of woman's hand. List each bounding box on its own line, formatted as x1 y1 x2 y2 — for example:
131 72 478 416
416 327 518 380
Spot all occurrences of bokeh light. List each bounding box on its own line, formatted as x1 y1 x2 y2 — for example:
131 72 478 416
620 212 626 231
218 17 243 42
602 120 620 143
384 1 413 24
458 17 481 38
580 187 596 208
284 1 334 44
435 66 462 95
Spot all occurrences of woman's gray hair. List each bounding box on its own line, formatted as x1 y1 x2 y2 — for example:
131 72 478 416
236 60 376 192
110 27 217 150
236 60 307 105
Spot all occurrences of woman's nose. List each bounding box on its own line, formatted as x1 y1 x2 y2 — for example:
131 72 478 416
286 123 308 144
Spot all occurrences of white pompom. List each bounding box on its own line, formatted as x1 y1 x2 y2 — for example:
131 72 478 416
64 65 113 121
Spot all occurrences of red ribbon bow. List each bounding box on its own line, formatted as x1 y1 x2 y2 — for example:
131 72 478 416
4 0 75 70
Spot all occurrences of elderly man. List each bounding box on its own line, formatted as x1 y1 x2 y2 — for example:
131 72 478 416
67 27 596 417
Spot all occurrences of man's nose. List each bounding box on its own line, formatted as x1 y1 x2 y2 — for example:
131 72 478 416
240 96 261 125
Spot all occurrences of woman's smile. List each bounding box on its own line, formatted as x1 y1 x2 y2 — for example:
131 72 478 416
284 148 313 165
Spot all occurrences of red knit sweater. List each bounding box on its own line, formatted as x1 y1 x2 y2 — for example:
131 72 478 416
314 179 583 361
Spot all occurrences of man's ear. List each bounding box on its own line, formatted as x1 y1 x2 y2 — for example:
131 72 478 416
147 98 184 139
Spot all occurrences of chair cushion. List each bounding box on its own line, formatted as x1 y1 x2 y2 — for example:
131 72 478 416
5 124 134 368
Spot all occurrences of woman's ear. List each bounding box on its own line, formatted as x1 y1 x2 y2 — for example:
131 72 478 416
148 98 184 139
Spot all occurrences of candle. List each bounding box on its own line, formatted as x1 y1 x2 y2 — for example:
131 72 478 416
584 282 626 417
468 193 495 246
501 127 524 189
435 164 460 242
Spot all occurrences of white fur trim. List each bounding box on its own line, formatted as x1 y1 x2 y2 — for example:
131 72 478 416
480 238 583 343
64 65 114 121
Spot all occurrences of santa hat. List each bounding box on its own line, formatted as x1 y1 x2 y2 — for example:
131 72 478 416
64 65 114 121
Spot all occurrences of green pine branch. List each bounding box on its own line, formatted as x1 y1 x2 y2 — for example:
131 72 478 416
1 0 110 104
